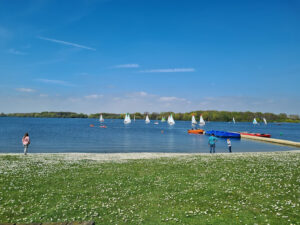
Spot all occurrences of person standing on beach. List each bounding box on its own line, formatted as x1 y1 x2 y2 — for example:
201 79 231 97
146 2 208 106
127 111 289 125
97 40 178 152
22 133 30 155
208 134 218 153
227 138 232 153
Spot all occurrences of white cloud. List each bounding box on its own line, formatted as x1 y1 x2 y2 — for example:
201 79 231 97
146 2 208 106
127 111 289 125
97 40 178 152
159 96 187 102
7 48 27 55
37 36 96 51
139 91 148 97
85 94 104 99
36 79 74 86
2 90 299 115
126 91 149 97
140 68 195 73
115 64 139 68
15 88 36 93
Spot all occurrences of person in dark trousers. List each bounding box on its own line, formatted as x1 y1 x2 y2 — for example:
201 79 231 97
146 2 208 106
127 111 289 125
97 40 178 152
208 134 218 153
227 138 232 153
22 133 30 155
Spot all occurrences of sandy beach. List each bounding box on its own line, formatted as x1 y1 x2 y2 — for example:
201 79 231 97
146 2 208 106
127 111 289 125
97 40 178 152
1 150 300 162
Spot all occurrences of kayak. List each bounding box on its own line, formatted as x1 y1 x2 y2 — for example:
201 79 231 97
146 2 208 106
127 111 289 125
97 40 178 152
188 129 204 134
205 130 240 138
240 132 271 138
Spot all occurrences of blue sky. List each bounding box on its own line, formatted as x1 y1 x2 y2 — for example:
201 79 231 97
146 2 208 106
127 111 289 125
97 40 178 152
0 0 299 114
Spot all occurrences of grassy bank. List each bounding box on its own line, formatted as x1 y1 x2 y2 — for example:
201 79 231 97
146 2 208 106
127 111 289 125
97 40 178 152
0 152 299 224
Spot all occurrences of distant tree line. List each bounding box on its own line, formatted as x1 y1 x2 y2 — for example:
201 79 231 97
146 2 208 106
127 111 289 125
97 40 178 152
0 112 88 118
1 110 299 122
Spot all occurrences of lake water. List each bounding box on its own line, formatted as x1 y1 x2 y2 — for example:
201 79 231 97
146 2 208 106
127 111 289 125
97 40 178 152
0 117 299 153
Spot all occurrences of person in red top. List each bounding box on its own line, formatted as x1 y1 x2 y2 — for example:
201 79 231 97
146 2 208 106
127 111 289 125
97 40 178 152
22 133 30 155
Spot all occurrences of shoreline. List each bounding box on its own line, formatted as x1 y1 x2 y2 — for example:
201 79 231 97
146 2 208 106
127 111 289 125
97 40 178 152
1 150 300 162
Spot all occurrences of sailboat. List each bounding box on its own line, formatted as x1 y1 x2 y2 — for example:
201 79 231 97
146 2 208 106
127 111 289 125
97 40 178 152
161 117 166 122
99 114 104 123
134 115 136 122
145 115 150 124
263 118 267 125
233 117 236 124
168 114 175 125
124 113 131 124
253 118 258 125
191 114 197 125
199 115 205 126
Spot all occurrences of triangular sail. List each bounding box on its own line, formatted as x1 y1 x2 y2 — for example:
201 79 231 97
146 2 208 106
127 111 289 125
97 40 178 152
233 117 235 124
199 115 205 126
263 118 267 125
191 115 197 124
99 114 104 122
145 115 150 124
124 113 131 124
253 118 258 125
161 117 166 122
168 114 175 125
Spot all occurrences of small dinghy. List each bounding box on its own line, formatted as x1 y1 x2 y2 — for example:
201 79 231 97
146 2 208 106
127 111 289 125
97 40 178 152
240 132 271 138
188 129 204 134
205 130 240 138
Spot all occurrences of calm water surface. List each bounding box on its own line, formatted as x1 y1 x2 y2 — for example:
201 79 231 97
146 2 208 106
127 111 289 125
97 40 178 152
0 117 299 153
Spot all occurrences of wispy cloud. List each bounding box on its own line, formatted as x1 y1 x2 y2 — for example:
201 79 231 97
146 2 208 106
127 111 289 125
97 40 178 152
36 79 75 86
7 48 27 55
115 64 140 68
140 68 195 73
37 36 96 51
85 94 104 99
126 91 150 98
159 96 189 102
16 88 36 93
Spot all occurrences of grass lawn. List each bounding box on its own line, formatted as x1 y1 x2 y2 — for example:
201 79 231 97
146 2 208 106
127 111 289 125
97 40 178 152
0 152 299 224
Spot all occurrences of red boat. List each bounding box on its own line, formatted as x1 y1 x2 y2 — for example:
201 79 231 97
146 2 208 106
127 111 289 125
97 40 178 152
240 132 271 138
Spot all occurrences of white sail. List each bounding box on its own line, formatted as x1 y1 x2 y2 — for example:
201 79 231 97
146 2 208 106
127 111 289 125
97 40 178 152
253 118 258 125
127 114 131 123
99 114 104 122
263 118 267 125
124 113 131 124
191 115 197 124
145 115 150 124
199 115 205 126
233 117 235 124
168 114 175 125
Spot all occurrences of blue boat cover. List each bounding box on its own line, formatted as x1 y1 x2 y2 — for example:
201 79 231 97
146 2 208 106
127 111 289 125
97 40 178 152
205 130 240 138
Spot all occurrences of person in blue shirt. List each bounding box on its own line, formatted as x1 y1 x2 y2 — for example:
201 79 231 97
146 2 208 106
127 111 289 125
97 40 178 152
208 134 218 153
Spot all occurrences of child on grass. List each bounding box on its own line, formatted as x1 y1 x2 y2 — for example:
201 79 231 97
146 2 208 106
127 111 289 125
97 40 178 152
227 138 232 153
22 133 30 155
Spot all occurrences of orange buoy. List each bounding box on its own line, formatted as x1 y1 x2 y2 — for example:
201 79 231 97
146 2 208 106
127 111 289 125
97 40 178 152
90 124 94 127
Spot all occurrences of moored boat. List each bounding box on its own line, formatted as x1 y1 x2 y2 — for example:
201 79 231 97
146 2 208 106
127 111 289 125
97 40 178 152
188 129 204 134
240 132 271 138
205 130 241 138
